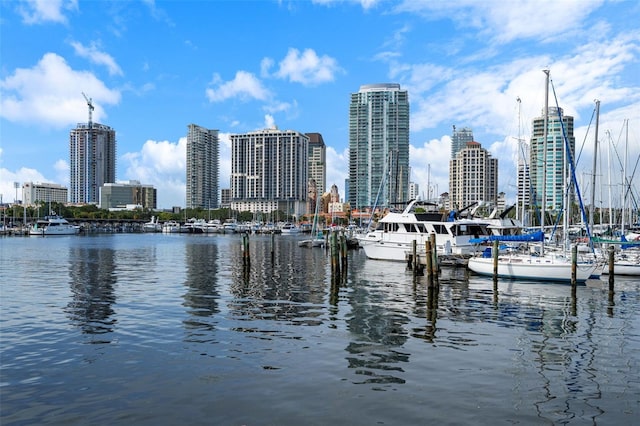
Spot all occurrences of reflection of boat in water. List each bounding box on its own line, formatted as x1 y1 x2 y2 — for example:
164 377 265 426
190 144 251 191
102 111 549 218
29 215 80 236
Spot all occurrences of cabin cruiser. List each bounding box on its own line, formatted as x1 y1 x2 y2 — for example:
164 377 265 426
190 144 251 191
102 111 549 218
29 215 80 236
357 199 492 261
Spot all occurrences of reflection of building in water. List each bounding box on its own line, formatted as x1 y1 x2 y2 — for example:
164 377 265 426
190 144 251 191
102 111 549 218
226 238 326 324
343 259 410 385
66 246 117 337
183 242 221 330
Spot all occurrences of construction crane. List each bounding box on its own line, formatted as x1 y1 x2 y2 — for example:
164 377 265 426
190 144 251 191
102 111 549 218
82 92 94 128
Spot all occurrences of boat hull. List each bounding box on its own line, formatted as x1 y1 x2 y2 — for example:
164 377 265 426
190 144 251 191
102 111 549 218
600 262 640 276
467 255 598 283
29 227 80 236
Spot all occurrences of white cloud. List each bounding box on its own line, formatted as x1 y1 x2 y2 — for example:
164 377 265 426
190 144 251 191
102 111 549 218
272 48 343 86
17 0 78 25
0 167 49 203
264 115 276 129
410 136 452 200
205 71 271 103
53 159 69 186
326 145 348 199
0 53 121 128
120 138 186 208
394 0 604 44
312 0 380 10
70 41 124 76
118 134 233 209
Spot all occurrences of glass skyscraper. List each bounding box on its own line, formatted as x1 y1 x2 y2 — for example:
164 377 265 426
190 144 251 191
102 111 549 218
451 125 474 159
348 83 409 210
530 106 575 213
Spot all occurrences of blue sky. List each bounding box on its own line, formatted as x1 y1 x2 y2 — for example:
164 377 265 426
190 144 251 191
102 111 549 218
1 0 639 210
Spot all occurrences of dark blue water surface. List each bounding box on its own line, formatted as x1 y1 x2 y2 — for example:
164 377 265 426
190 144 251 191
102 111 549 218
1 233 638 425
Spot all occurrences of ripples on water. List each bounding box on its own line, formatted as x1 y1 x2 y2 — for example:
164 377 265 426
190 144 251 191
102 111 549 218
1 234 638 425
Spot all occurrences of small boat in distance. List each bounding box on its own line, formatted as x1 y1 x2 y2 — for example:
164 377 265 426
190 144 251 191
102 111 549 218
280 222 300 234
162 220 181 233
29 215 80 236
142 216 161 232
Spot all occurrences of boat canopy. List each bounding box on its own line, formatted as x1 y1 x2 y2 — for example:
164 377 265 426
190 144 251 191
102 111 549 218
592 235 640 249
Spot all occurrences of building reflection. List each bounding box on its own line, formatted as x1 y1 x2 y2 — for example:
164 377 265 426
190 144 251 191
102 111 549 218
182 240 221 336
343 255 410 385
66 245 117 339
226 237 327 326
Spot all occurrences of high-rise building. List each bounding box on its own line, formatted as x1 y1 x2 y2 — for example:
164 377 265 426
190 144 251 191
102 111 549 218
451 125 474 159
23 182 68 206
349 83 409 210
186 124 220 209
530 106 574 212
100 181 157 210
409 181 419 201
220 188 231 208
449 141 498 210
230 127 308 217
305 132 326 197
69 123 116 204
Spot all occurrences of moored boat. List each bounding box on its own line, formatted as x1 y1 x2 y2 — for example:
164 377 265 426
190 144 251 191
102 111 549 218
356 199 492 261
29 215 80 236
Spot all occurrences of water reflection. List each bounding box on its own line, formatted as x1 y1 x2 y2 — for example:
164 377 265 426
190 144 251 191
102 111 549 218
66 244 117 340
182 240 221 336
343 256 412 386
227 237 328 326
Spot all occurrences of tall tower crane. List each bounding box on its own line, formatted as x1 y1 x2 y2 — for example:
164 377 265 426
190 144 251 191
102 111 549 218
82 92 94 128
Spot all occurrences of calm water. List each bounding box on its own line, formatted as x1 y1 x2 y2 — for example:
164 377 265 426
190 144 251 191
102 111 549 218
1 233 638 425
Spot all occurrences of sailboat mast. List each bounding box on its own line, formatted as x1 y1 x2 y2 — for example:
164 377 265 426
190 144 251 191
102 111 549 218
516 97 521 223
607 131 613 230
541 69 550 256
621 119 628 235
589 100 600 233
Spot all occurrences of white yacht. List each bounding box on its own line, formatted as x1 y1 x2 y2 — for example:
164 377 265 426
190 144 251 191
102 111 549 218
162 220 181 233
142 216 161 232
357 199 492 261
29 216 80 236
280 222 300 234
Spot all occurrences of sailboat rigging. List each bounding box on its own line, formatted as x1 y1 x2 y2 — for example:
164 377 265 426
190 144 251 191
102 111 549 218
467 69 598 283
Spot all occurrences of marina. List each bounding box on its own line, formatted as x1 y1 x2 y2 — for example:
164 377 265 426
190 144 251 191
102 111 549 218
1 233 638 425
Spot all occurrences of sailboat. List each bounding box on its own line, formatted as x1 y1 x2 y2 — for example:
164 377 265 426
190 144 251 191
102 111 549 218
467 70 598 283
298 195 325 248
594 119 640 276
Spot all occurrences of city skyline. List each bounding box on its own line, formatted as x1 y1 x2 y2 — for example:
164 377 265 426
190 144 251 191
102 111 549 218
1 1 639 209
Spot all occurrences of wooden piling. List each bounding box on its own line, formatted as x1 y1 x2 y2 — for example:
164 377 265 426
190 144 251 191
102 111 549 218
242 233 250 266
492 240 499 280
330 232 340 276
425 241 434 286
271 231 275 263
608 245 615 293
412 240 418 274
341 232 348 278
429 233 438 276
571 244 577 287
